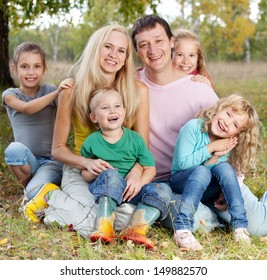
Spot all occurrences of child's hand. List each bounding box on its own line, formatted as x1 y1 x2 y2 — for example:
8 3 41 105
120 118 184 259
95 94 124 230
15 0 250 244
123 180 142 202
209 137 237 156
214 193 228 211
58 78 75 92
191 74 211 87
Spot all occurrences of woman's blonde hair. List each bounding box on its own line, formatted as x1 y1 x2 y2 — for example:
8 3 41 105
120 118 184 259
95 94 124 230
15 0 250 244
69 24 138 130
173 28 214 88
198 94 261 174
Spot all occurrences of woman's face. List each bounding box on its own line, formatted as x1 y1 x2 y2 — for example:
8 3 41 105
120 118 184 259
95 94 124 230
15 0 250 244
100 30 128 76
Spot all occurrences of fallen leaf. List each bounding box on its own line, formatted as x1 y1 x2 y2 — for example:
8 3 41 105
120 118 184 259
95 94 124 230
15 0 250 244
172 255 181 260
126 240 135 249
260 237 267 243
161 241 170 248
0 238 8 245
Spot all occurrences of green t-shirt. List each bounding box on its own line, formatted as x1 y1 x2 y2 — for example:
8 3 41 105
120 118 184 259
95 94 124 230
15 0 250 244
81 127 155 178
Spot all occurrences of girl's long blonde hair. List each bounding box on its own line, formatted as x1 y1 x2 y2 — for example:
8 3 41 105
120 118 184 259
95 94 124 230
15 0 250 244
198 94 261 174
70 24 138 130
173 28 214 88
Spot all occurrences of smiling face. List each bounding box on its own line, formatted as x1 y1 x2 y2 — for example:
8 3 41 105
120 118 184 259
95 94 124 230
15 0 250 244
90 90 126 133
135 23 174 73
13 51 45 92
173 38 198 74
210 107 248 139
100 30 128 78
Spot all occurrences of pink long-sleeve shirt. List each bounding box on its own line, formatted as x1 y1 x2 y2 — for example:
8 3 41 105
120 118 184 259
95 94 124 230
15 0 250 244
139 69 219 180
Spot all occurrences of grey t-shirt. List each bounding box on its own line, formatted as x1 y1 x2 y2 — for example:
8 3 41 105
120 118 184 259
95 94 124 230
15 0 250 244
2 84 57 157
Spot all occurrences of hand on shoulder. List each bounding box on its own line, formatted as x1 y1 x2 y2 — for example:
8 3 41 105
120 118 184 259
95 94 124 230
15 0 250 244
58 78 75 94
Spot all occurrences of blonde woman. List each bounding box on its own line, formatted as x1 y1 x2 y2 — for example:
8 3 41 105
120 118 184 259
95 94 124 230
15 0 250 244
24 24 150 239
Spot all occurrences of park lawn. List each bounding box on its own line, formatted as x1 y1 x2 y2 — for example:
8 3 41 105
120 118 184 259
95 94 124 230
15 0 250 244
0 61 267 260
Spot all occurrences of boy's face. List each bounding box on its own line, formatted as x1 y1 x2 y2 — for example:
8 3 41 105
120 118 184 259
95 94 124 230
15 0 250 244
90 92 126 132
134 23 174 73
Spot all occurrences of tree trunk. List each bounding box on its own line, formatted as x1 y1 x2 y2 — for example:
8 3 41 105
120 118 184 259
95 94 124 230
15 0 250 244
0 1 14 88
245 38 251 64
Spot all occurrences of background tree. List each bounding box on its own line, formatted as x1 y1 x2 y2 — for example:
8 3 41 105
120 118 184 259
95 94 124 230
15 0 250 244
251 0 267 60
170 0 256 61
0 0 84 88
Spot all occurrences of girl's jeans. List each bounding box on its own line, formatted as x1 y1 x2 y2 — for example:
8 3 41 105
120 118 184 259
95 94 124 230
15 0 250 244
89 169 172 220
5 142 63 200
170 162 248 231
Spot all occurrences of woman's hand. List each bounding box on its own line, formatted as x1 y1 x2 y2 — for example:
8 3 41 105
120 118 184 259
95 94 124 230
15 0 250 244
83 158 113 176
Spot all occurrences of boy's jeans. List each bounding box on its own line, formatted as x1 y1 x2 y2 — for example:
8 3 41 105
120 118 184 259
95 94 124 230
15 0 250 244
170 162 248 231
89 169 172 220
5 142 63 200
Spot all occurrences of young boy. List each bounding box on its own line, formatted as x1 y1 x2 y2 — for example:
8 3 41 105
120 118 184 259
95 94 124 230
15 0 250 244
80 88 172 250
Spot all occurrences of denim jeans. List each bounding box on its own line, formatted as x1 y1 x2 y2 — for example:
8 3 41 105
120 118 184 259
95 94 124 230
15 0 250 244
89 169 172 220
215 182 267 235
170 162 248 231
202 162 248 230
5 142 63 200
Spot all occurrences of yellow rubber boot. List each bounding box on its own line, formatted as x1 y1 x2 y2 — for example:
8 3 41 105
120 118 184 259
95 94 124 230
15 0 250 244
90 196 116 244
24 183 60 222
120 203 160 250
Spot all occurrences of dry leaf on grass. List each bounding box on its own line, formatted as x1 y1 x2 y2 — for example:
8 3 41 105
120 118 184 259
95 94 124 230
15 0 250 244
0 238 8 245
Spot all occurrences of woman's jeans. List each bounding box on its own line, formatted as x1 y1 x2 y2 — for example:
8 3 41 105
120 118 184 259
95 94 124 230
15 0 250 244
5 142 63 200
89 169 172 220
170 162 248 231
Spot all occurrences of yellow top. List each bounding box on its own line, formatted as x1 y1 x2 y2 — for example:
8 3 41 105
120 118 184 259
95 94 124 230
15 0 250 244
73 114 93 155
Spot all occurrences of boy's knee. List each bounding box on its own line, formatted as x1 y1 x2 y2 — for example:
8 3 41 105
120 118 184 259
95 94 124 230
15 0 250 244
101 168 120 178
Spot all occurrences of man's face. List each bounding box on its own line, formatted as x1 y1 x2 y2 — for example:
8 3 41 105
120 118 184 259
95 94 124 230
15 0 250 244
135 23 174 73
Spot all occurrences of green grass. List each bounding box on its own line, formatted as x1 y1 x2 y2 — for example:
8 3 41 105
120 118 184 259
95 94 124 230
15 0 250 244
0 61 267 260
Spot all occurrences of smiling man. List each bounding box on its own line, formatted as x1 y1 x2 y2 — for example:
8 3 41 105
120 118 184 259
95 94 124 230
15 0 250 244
131 14 218 182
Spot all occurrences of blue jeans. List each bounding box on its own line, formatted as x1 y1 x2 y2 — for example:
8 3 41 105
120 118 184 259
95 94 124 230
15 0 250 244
213 182 267 235
170 162 248 231
5 142 63 200
89 169 172 219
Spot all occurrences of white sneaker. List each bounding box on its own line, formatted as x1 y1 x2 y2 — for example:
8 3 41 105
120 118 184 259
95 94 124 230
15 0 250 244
233 228 251 244
174 230 203 251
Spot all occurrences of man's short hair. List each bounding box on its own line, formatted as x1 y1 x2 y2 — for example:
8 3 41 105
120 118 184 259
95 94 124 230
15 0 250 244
131 14 173 51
